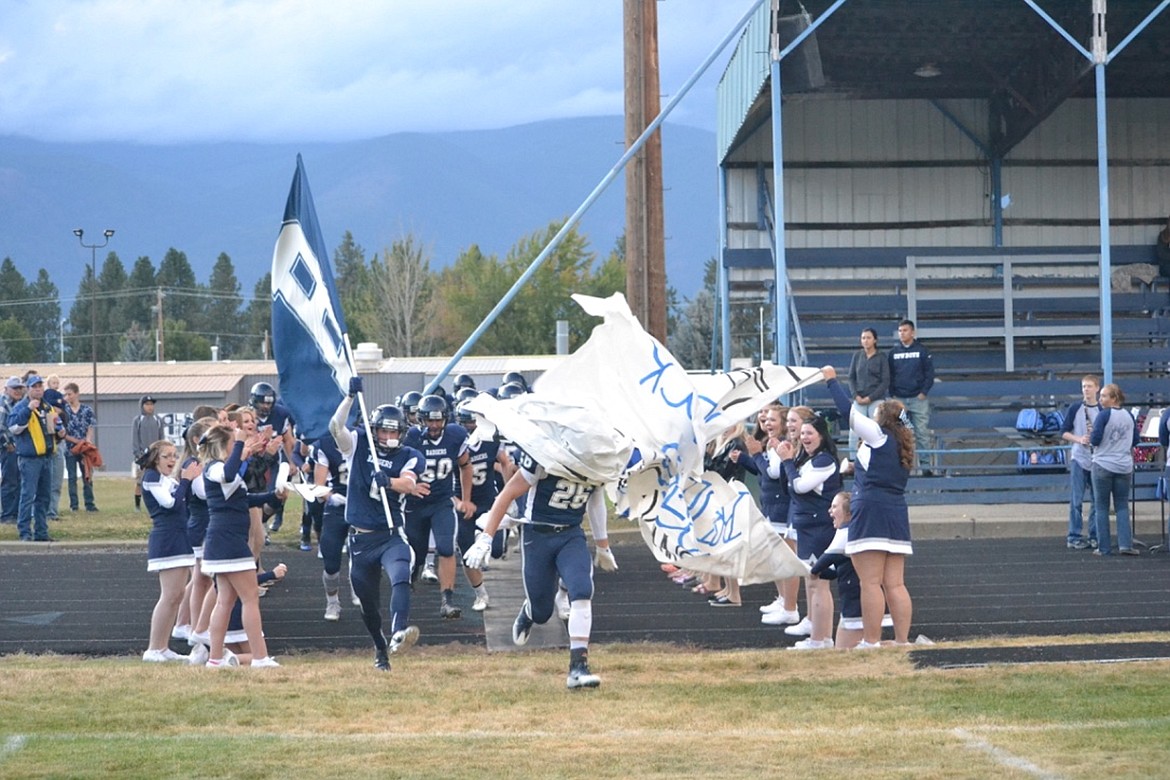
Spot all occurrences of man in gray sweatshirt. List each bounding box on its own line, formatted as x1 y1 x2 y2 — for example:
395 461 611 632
131 395 163 511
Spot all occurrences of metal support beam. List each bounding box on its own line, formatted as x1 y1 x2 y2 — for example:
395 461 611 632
426 0 766 392
717 165 731 371
767 0 849 367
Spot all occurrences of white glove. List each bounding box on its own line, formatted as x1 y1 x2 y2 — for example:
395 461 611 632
463 531 493 570
594 545 618 572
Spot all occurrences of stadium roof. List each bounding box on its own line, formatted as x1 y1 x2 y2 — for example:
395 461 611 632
762 0 1170 153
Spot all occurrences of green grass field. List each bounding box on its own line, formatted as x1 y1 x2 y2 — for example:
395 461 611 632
3 478 1170 778
2 645 1169 778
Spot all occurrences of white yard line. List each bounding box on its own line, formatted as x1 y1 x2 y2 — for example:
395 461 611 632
953 728 1064 780
13 717 1170 744
0 735 26 761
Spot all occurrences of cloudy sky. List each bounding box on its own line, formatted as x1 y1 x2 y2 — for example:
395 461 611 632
0 0 756 144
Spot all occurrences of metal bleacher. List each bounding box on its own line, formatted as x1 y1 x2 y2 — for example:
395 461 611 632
769 248 1170 504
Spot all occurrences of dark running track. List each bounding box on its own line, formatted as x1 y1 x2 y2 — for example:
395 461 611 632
2 536 1168 665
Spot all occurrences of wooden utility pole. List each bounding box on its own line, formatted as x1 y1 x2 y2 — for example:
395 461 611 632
623 0 667 342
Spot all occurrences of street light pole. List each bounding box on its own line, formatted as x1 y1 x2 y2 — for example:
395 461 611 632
73 228 115 447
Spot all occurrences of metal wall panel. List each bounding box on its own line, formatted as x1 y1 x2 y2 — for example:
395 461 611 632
716 1 771 162
724 96 1170 251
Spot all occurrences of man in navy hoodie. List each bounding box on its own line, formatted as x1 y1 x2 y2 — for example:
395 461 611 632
888 320 935 473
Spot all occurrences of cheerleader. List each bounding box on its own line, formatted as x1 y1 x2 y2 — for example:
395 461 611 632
809 492 862 649
734 404 801 625
824 366 914 647
141 439 200 662
200 424 285 668
778 412 841 650
180 417 217 666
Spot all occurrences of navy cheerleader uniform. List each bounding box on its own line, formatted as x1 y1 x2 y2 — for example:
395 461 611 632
202 441 272 574
782 450 841 561
828 378 912 556
184 462 210 557
740 446 792 535
810 527 861 630
143 468 195 572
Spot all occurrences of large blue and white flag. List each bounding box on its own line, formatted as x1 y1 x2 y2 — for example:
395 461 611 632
469 292 823 584
271 155 354 440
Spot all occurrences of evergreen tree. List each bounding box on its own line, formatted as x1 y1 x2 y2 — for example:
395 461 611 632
0 318 36 363
0 259 33 360
666 258 759 370
156 248 201 329
124 256 158 333
161 319 211 362
96 252 129 361
0 258 27 305
65 264 97 363
202 253 246 359
333 231 377 344
242 273 272 359
667 288 716 370
118 321 153 362
63 252 128 362
25 270 61 364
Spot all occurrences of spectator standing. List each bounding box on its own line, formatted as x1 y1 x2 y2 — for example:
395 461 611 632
1090 383 1139 556
888 319 935 473
1060 375 1100 550
0 377 25 523
132 395 163 512
6 375 64 542
44 375 67 520
61 382 99 513
1156 212 1170 275
847 328 890 454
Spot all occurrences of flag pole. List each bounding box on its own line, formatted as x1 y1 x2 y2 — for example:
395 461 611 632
342 333 398 530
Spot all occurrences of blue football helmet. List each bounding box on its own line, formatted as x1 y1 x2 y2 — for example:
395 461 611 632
497 382 525 400
400 391 424 421
369 404 406 452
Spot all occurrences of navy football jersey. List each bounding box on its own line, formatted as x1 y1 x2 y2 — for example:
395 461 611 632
342 430 423 531
515 449 597 528
402 423 469 507
462 435 503 509
254 401 293 437
310 432 348 498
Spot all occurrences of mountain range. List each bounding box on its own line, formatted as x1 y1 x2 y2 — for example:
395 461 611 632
0 117 719 306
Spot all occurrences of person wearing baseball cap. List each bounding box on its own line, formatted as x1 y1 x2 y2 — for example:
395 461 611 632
0 377 26 523
6 373 65 541
132 395 164 511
